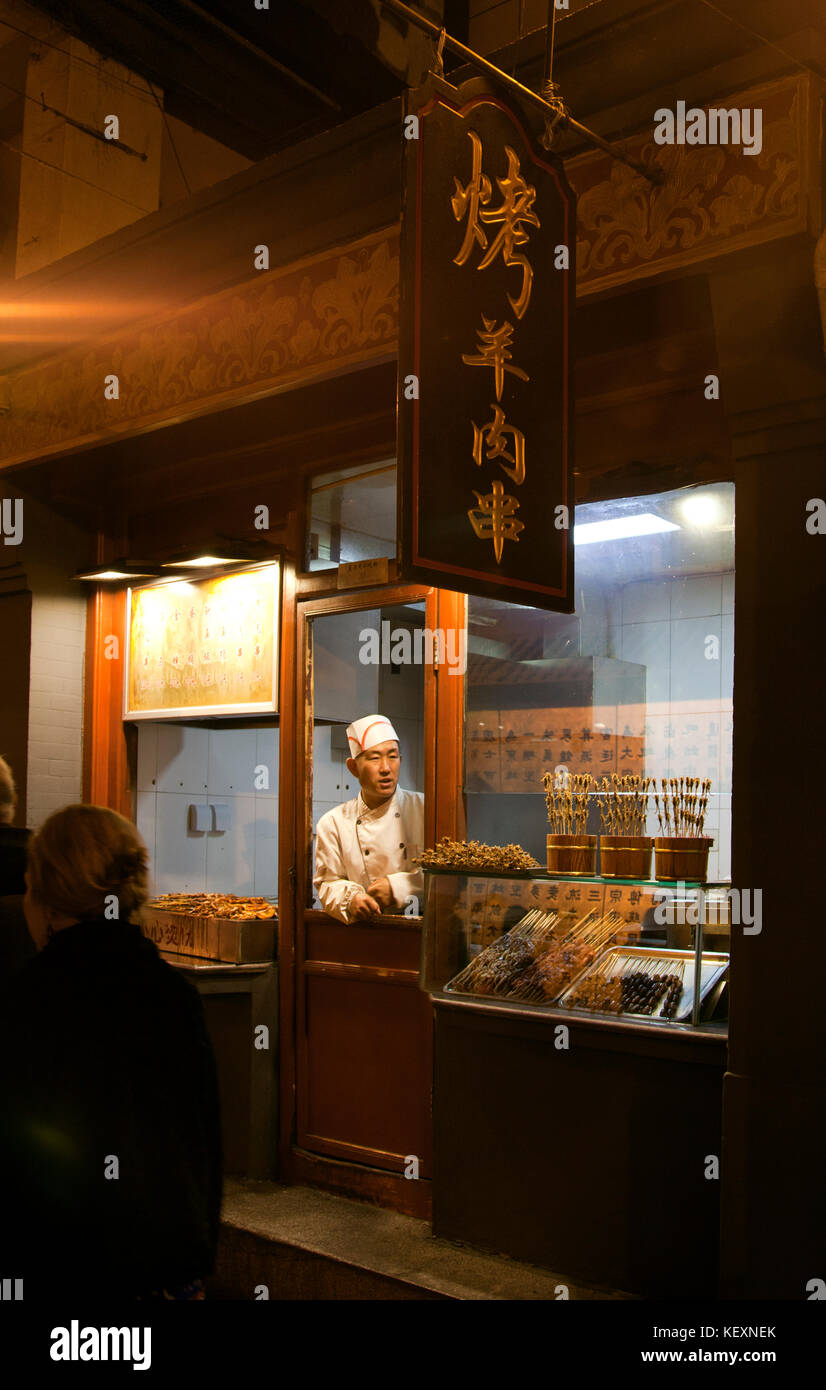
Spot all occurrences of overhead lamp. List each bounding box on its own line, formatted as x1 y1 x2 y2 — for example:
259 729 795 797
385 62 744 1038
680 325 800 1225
163 554 245 569
573 513 680 546
160 539 264 569
72 560 162 582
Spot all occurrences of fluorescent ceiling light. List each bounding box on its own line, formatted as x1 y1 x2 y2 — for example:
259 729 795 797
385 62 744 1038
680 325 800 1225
573 513 680 545
679 493 723 527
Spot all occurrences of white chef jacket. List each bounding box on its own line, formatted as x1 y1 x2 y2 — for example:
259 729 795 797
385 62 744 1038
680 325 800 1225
314 787 424 923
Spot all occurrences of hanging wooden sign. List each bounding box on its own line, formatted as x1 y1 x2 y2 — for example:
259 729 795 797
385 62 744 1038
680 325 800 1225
398 74 576 611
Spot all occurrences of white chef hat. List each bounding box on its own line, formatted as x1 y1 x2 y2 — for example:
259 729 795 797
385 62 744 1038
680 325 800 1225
346 715 400 758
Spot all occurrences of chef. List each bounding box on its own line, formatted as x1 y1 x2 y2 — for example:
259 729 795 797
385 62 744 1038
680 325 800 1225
314 715 424 923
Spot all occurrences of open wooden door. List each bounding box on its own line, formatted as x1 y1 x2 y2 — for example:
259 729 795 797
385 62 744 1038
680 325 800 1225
288 584 464 1216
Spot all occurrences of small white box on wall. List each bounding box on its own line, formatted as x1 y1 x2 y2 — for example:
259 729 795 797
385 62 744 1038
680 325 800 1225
188 804 211 832
211 803 232 832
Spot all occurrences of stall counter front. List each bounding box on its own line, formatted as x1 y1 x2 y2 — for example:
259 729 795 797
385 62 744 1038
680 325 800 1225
421 866 728 1298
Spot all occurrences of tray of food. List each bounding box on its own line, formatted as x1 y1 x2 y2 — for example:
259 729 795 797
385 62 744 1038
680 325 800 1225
556 945 729 1022
140 893 277 963
444 907 631 1006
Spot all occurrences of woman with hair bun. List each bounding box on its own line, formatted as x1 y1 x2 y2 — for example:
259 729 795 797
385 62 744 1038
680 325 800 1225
0 804 222 1301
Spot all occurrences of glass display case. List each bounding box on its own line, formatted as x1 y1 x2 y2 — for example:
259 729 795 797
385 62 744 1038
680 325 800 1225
420 867 730 1029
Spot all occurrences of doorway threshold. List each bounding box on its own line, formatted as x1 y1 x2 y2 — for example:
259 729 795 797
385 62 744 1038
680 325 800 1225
211 1177 634 1300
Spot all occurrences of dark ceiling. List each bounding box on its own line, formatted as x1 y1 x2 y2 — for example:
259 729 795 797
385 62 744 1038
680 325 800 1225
25 1 465 159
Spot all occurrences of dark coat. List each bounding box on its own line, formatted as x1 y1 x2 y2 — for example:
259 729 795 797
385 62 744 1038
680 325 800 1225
0 826 36 984
0 916 222 1298
0 824 28 895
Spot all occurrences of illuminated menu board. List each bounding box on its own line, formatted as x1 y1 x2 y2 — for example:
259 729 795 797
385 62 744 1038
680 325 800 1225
124 564 279 718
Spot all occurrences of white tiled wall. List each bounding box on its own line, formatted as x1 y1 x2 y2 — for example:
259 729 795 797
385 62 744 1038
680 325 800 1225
379 646 425 792
136 723 279 897
310 724 358 910
619 572 734 880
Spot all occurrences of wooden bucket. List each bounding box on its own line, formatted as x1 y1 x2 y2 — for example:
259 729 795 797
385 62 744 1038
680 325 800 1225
654 837 713 882
600 835 653 879
546 834 597 876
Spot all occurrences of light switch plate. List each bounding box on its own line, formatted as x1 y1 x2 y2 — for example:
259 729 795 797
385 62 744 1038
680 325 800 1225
211 802 232 832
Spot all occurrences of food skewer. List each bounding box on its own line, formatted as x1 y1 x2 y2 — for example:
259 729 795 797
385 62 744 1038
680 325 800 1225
598 775 650 837
543 771 592 836
655 777 713 838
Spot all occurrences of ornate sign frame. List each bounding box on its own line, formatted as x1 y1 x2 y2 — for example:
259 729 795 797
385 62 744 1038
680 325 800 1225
123 561 281 720
398 74 576 612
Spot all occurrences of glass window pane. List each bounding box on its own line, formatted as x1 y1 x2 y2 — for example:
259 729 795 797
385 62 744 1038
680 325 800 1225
309 601 426 912
307 460 396 570
465 482 734 883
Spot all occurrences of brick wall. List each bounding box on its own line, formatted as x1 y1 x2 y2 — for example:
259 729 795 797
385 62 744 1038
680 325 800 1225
0 483 90 829
26 590 86 828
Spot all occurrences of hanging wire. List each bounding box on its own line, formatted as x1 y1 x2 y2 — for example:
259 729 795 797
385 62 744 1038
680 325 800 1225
0 9 160 105
512 0 528 80
430 26 446 78
694 0 825 84
147 81 192 196
544 0 557 87
0 136 154 213
540 0 569 150
0 73 149 160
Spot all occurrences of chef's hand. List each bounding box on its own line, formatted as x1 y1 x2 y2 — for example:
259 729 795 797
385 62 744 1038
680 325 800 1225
367 877 396 911
349 891 382 920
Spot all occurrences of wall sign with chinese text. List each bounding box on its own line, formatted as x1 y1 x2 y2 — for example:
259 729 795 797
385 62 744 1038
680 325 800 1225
124 563 280 719
398 75 576 611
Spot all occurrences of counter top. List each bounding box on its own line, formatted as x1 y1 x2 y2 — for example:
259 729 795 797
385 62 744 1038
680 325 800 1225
159 950 274 974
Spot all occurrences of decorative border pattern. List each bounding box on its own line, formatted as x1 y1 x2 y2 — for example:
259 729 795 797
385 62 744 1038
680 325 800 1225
0 229 399 468
0 77 811 470
571 76 807 294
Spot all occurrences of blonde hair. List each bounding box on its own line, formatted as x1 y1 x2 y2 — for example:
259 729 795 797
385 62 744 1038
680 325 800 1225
26 804 149 921
0 755 16 825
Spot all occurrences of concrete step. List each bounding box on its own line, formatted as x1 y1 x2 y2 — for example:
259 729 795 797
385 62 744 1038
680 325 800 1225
210 1177 633 1300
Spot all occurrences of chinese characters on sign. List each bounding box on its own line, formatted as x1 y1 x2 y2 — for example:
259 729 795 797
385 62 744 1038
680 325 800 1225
452 133 540 320
466 706 646 793
398 76 576 611
453 132 539 560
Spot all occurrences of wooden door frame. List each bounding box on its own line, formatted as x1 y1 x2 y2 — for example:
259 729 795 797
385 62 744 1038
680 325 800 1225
278 579 466 1210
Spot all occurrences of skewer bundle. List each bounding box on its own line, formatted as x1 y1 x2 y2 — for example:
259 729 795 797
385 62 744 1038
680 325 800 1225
653 777 712 837
543 771 592 835
564 955 686 1018
565 954 622 1013
511 909 627 1003
446 907 628 1003
597 774 652 836
448 910 559 995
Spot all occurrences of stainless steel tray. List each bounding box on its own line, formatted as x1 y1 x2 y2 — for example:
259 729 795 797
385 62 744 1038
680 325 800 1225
555 945 729 1022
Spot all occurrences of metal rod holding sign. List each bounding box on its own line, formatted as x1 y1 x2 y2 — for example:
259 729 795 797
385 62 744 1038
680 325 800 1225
397 74 576 612
380 0 663 185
